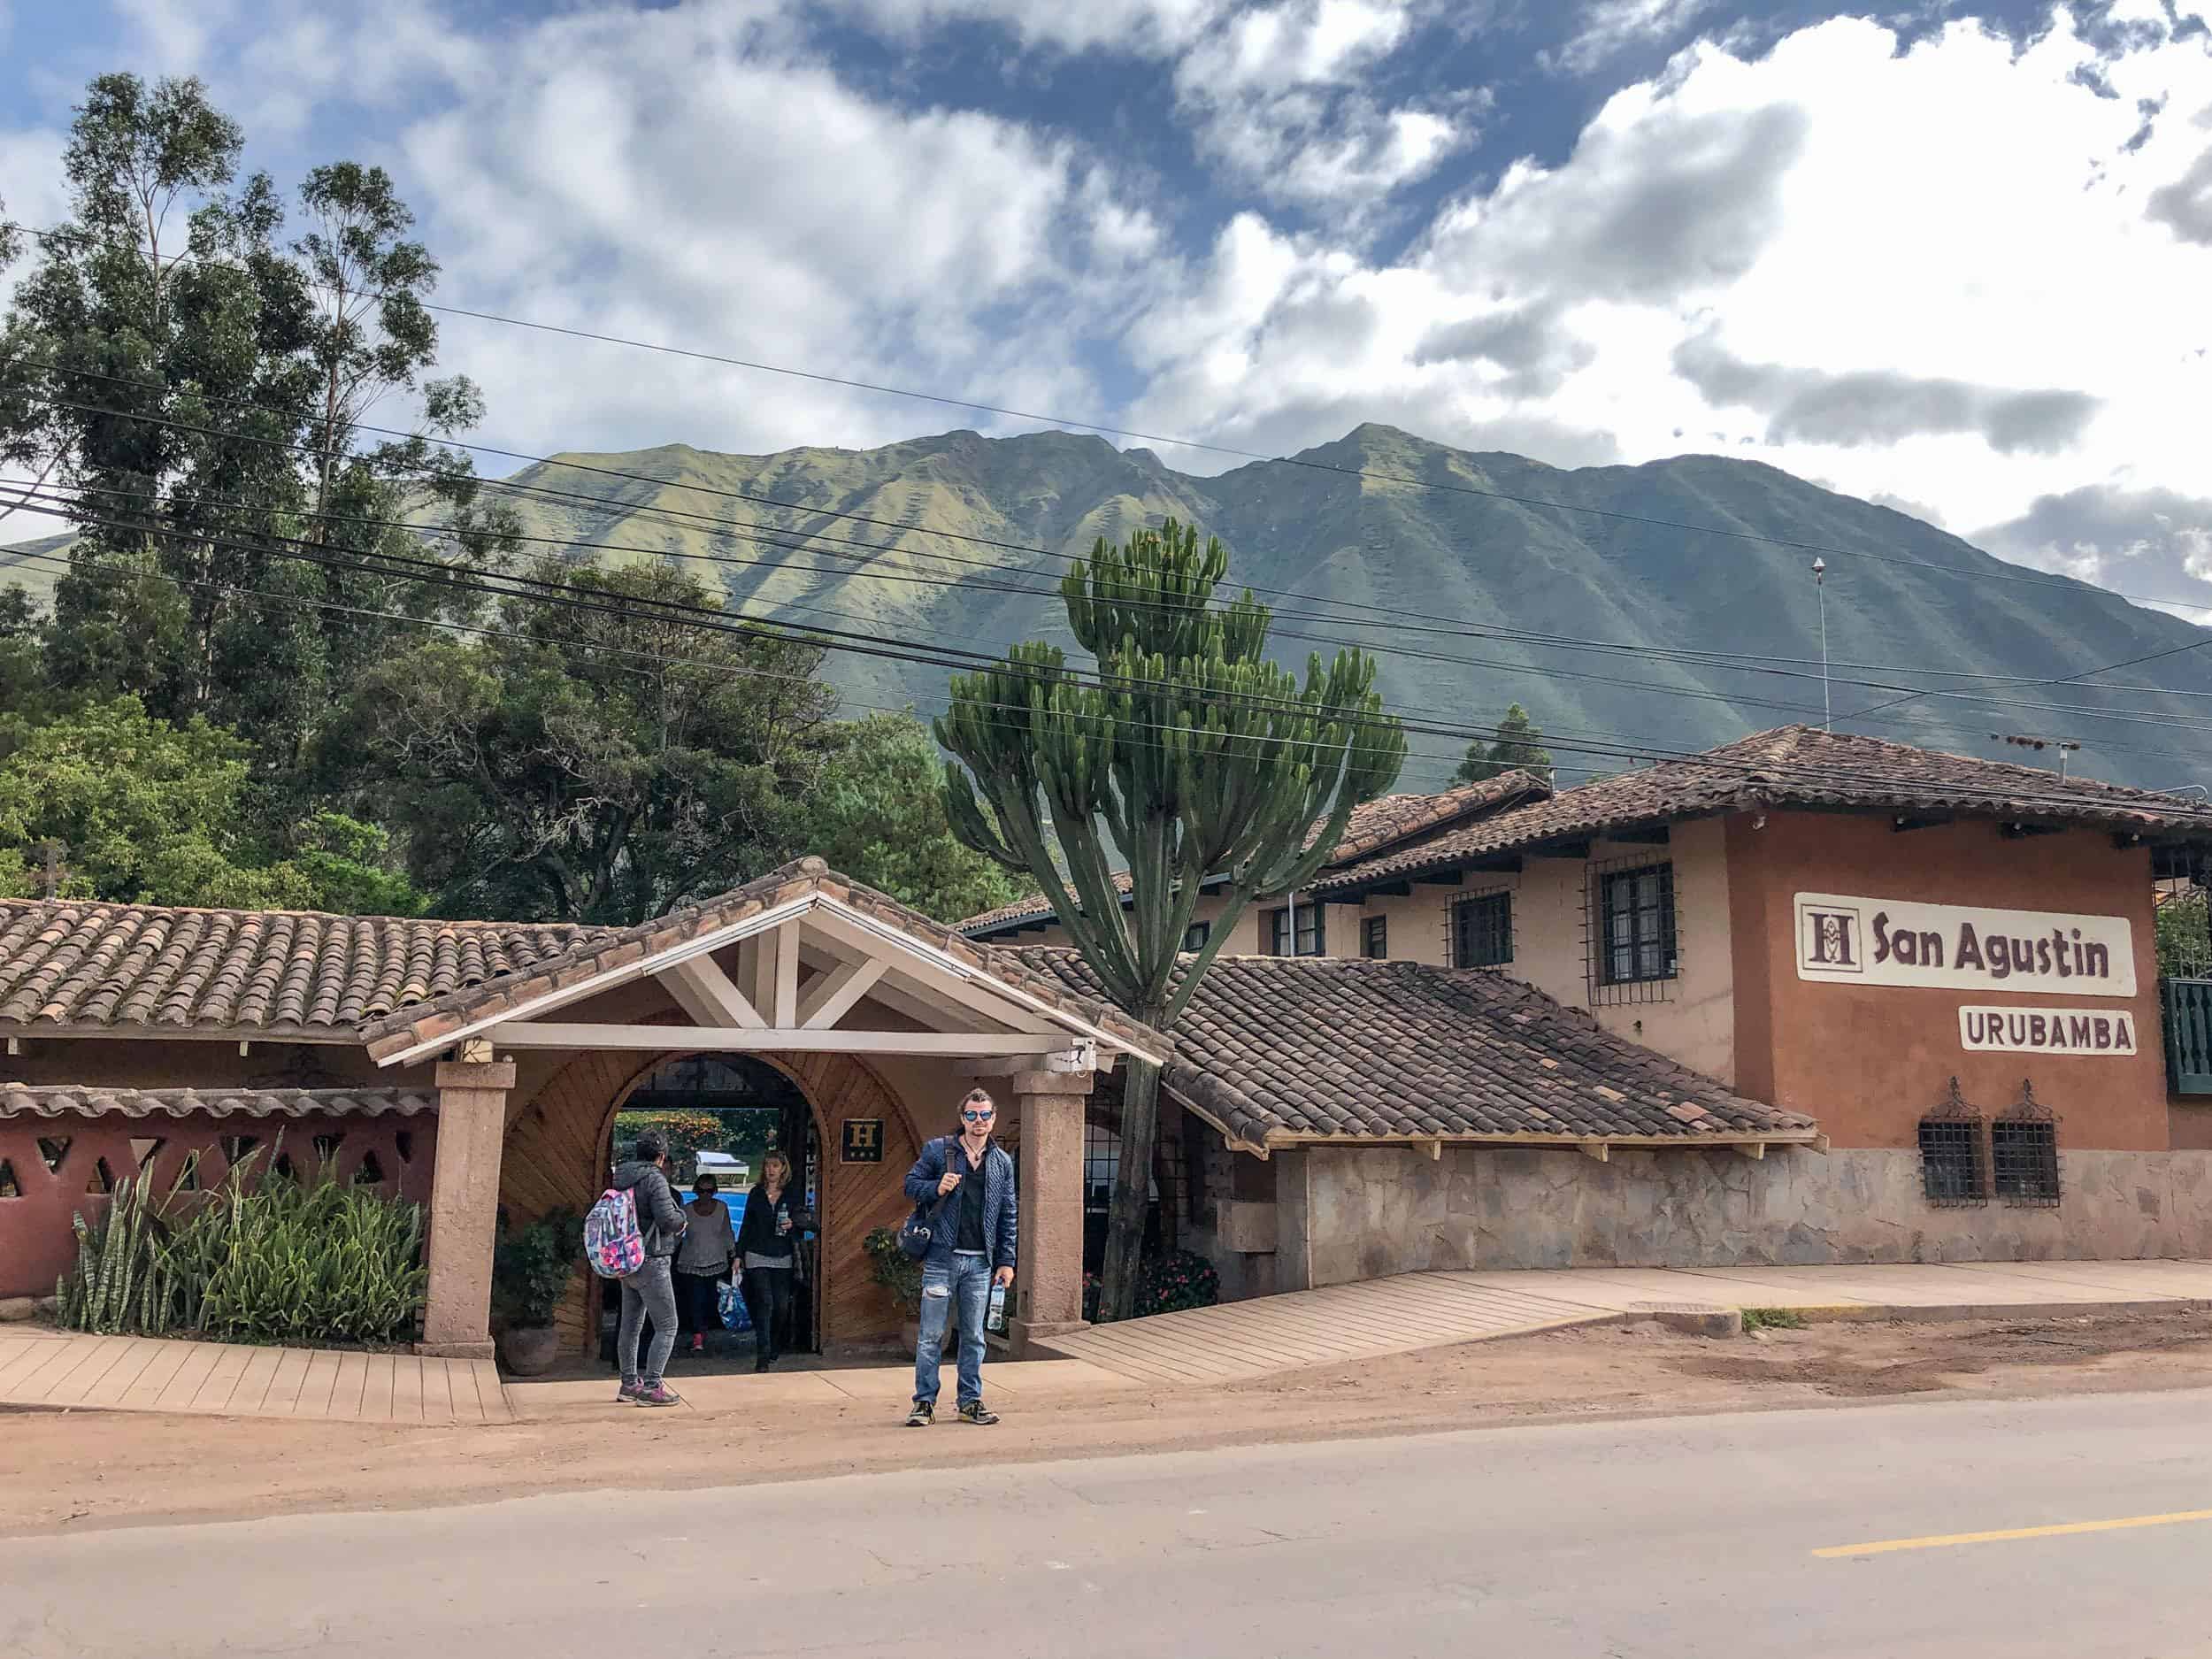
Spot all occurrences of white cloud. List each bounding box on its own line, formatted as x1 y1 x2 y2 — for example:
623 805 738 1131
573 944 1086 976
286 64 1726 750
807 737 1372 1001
1546 0 1715 75
816 0 1225 55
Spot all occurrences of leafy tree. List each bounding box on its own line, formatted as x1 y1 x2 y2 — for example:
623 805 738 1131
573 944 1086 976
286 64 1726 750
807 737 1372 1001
0 695 422 910
937 519 1403 1321
2157 888 2210 978
322 557 838 924
1453 702 1553 785
611 1110 729 1165
796 711 1025 922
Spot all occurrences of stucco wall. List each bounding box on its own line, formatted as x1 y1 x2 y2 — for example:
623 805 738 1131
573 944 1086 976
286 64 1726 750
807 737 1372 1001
1283 1142 2212 1285
1726 812 2168 1150
991 890 1264 956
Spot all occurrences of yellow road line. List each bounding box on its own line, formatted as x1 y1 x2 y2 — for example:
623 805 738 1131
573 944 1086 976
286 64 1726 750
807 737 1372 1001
1816 1509 2212 1558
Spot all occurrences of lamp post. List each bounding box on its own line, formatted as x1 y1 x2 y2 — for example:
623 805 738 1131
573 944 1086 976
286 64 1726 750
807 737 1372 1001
1812 557 1829 731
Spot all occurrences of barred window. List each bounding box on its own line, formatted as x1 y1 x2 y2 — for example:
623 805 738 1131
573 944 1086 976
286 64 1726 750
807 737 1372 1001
1917 1118 1987 1205
1452 892 1513 969
1600 864 1676 986
1183 920 1210 951
1993 1118 2061 1207
1362 914 1388 959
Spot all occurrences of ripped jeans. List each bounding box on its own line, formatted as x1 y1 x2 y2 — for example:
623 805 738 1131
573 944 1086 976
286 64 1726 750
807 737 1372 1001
914 1251 992 1407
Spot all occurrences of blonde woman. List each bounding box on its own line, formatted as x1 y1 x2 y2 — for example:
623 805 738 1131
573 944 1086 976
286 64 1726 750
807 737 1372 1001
735 1152 811 1371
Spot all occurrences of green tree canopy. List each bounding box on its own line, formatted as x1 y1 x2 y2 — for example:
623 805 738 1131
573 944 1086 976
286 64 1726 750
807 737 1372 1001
319 557 837 924
937 518 1404 1318
1453 702 1553 785
795 711 1025 923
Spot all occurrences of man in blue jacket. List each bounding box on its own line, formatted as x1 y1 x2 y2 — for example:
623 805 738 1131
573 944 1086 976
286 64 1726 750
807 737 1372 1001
903 1086 1017 1425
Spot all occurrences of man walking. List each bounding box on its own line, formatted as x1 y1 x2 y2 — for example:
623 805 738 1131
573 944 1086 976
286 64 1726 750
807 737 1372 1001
903 1087 1016 1426
611 1128 688 1407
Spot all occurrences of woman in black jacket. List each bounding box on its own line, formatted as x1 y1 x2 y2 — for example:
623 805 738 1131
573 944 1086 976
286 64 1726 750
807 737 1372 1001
735 1153 810 1371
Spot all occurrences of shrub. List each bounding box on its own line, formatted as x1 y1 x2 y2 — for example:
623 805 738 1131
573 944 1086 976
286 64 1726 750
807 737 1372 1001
1136 1248 1219 1317
492 1209 585 1328
864 1225 922 1312
54 1157 202 1335
188 1168 428 1345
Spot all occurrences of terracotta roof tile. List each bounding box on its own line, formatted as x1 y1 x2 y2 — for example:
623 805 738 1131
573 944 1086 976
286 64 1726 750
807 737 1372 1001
1316 725 2212 896
1010 948 1817 1148
0 1084 436 1119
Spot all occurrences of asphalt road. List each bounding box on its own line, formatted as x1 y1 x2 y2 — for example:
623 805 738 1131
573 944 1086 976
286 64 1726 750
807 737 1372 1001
8 1387 2212 1658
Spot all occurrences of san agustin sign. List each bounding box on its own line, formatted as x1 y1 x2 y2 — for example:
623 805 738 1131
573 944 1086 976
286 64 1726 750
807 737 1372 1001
1793 892 2138 998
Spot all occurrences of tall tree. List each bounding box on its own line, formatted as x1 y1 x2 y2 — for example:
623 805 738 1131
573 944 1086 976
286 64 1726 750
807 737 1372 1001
938 520 1403 1321
1453 702 1552 785
322 558 838 924
795 711 1025 923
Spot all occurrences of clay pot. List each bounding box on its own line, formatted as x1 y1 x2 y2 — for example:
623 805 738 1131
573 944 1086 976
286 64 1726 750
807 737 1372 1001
498 1323 564 1377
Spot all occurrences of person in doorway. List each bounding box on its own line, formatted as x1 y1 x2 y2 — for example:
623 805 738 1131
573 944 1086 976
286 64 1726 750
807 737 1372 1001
902 1087 1016 1427
611 1129 688 1407
674 1172 737 1356
736 1152 809 1371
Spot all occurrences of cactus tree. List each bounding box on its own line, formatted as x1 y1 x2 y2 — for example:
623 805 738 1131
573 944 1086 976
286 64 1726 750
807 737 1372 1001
937 519 1405 1322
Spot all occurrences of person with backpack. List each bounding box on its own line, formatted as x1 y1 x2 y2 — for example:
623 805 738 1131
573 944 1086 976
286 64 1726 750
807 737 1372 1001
605 1129 689 1407
902 1087 1016 1427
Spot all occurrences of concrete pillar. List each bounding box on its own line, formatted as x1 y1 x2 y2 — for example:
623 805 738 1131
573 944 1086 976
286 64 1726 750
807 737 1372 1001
1008 1070 1089 1358
419 1059 515 1361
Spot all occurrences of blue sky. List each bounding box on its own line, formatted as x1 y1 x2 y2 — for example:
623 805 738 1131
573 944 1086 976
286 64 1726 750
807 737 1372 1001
4 1 2212 605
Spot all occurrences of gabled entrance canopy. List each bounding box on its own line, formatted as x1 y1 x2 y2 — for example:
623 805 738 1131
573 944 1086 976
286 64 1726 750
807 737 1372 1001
359 857 1170 1072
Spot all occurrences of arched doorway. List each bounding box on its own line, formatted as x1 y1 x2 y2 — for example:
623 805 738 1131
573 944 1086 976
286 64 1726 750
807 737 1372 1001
617 1054 824 1356
499 1045 926 1356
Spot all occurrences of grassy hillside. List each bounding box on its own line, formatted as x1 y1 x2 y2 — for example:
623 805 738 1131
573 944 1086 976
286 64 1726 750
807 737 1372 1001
13 425 2210 790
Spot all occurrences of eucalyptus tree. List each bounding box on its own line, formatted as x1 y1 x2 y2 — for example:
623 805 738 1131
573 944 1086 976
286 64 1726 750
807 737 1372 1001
938 519 1404 1322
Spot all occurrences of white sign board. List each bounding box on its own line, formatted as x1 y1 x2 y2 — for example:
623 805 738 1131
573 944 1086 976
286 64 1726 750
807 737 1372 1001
1793 892 2136 997
1959 1005 2139 1056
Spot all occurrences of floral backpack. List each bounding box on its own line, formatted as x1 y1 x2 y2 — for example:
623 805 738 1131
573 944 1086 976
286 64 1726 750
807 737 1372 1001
584 1186 647 1278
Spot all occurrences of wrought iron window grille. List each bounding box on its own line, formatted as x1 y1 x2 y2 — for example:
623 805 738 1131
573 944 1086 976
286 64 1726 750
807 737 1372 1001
1992 1080 2062 1208
1451 888 1514 970
1916 1078 1990 1207
1585 856 1678 1006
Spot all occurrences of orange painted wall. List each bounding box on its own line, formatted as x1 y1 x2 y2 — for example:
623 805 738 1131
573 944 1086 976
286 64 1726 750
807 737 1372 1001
1726 810 2168 1151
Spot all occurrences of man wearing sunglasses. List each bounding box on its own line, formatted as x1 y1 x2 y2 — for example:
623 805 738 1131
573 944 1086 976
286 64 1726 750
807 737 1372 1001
902 1087 1017 1426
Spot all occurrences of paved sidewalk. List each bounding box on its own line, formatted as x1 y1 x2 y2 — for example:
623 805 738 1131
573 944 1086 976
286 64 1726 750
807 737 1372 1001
6 1258 2207 1425
1036 1258 2212 1385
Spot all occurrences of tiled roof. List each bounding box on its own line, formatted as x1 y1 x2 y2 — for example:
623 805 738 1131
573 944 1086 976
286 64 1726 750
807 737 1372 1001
1316 726 2212 896
0 1085 436 1119
1012 949 1816 1148
355 858 1169 1064
0 902 604 1039
961 771 1550 934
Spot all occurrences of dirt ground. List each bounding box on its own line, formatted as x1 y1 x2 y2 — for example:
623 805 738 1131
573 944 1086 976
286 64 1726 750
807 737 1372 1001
5 1309 2210 1539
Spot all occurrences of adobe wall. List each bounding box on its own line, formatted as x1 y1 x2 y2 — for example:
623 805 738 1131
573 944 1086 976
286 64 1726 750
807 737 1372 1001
1726 812 2168 1150
982 891 1264 956
1280 1142 2212 1285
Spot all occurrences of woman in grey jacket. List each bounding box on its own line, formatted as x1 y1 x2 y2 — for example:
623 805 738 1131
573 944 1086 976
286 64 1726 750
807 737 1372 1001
611 1128 688 1406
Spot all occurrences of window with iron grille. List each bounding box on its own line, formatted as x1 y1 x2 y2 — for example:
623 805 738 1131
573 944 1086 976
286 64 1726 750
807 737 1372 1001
1183 920 1210 951
1452 891 1513 969
1992 1094 2061 1206
1916 1081 1988 1206
1265 904 1325 956
1599 864 1676 986
1362 915 1388 959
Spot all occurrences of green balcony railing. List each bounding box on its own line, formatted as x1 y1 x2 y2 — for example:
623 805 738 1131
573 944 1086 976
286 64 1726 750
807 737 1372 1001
2162 978 2212 1095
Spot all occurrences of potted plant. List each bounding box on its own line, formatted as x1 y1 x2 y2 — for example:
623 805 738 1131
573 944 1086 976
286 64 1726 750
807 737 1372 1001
864 1225 949 1354
492 1208 584 1376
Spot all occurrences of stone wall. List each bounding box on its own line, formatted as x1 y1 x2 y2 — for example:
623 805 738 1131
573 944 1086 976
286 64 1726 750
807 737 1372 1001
1273 1143 2212 1286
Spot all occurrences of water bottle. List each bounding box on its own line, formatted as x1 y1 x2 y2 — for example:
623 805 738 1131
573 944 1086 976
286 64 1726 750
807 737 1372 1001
986 1280 1009 1334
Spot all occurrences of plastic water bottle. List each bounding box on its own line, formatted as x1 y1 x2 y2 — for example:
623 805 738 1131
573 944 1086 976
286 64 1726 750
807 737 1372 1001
986 1281 1009 1334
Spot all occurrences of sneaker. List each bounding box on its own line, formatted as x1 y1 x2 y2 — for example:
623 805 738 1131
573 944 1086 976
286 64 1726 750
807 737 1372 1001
690 1335 706 1354
957 1402 999 1426
634 1383 682 1408
617 1379 642 1402
905 1399 934 1427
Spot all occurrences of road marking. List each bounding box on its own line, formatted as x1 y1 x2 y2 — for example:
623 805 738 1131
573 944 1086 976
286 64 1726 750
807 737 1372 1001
1816 1509 2212 1558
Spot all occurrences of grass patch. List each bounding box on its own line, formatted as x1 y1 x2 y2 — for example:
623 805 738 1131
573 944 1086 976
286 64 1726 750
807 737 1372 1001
1741 1308 1809 1333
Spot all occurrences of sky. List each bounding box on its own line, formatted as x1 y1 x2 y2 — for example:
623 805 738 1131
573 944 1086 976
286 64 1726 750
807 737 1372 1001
3 0 2211 611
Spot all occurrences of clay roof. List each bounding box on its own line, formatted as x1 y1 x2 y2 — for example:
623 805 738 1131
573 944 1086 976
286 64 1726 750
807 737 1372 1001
0 1084 435 1119
0 860 1169 1063
1317 726 2212 897
352 858 1168 1064
0 902 602 1040
960 771 1551 935
1011 949 1816 1148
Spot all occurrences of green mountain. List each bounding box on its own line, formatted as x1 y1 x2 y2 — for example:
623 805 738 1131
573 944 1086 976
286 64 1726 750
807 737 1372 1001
471 424 2212 790
12 424 2209 790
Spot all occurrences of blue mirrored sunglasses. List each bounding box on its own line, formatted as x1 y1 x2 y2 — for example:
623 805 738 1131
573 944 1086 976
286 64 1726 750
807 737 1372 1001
961 1107 995 1121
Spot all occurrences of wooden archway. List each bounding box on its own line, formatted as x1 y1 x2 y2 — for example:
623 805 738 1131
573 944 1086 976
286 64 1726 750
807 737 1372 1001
499 1046 926 1355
